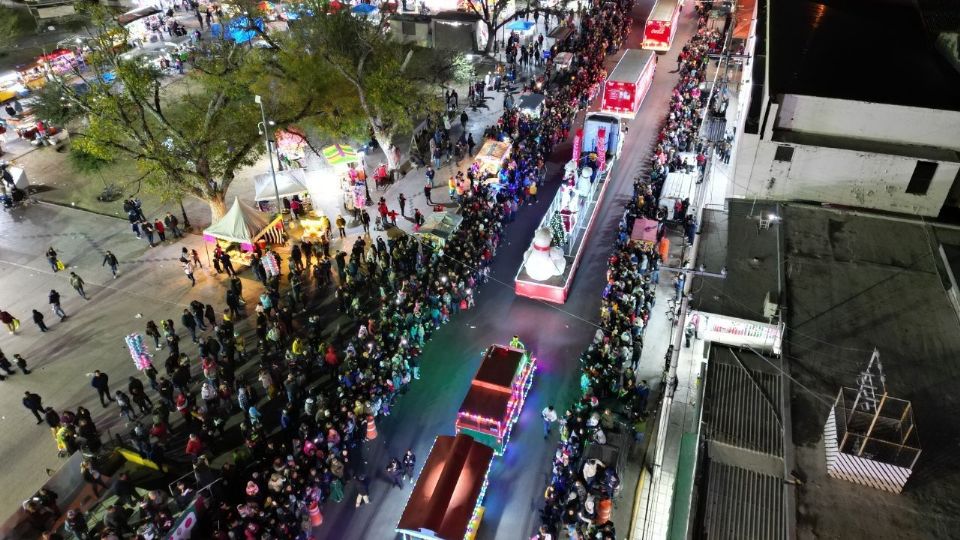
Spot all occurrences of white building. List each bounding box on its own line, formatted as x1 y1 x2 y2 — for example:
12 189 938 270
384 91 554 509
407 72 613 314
728 0 960 217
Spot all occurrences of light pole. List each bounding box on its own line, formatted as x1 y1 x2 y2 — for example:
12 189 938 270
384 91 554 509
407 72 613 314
254 94 284 225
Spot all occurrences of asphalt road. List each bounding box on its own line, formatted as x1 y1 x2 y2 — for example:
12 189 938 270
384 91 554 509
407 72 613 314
316 1 698 537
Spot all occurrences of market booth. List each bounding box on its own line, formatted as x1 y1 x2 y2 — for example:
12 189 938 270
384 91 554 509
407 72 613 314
630 217 659 248
474 139 511 180
203 198 285 264
253 169 311 213
0 72 28 103
396 433 494 540
416 211 463 246
455 344 536 455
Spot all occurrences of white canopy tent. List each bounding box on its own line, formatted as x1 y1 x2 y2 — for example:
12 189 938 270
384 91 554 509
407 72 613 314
203 197 282 250
253 169 310 202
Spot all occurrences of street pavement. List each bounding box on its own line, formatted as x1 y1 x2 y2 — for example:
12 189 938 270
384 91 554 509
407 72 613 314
0 4 695 539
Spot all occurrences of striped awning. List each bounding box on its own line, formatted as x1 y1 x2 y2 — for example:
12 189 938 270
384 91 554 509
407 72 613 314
321 144 358 166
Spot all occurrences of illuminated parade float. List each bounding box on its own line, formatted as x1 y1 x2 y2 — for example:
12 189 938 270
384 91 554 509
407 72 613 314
397 344 535 539
455 344 536 455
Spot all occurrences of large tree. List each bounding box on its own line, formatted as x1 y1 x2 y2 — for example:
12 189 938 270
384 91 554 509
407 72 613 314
35 6 317 219
264 2 459 170
464 0 517 53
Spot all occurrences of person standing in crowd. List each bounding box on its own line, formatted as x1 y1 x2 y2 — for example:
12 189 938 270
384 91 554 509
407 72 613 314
164 212 183 238
81 460 108 496
48 289 66 320
183 260 196 287
385 458 403 488
398 193 407 216
542 404 558 438
14 354 30 375
154 218 166 243
91 370 114 407
401 449 417 481
69 272 88 299
45 246 60 272
335 214 347 238
102 250 120 278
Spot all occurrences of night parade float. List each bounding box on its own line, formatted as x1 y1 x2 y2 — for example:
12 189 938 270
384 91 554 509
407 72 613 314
396 344 536 540
514 113 623 304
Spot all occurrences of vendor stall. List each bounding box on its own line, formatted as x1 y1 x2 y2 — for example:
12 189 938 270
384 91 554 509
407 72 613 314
630 217 659 248
475 139 511 177
253 169 311 213
118 7 163 46
0 72 28 103
203 198 285 265
455 344 536 456
416 211 463 246
396 433 494 540
275 127 308 166
516 93 545 118
554 51 574 71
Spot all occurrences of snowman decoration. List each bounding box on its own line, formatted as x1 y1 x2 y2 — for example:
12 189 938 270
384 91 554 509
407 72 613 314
523 227 567 281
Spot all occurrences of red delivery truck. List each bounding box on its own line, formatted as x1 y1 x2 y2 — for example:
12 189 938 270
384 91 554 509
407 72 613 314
642 0 682 51
600 49 657 118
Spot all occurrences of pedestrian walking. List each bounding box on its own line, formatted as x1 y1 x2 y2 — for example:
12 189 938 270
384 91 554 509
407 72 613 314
191 249 203 269
164 212 183 238
398 193 406 216
181 309 198 342
354 474 371 507
81 460 109 497
336 214 347 238
154 219 166 242
460 110 468 130
183 261 196 286
0 351 15 378
114 390 136 421
14 354 30 374
467 133 476 156
142 221 155 246
0 310 19 334
128 376 152 414
204 303 216 328
102 250 119 278
91 370 114 407
424 181 434 204
69 272 88 299
542 405 558 438
401 449 416 480
146 320 162 350
48 289 66 320
22 391 44 423
31 309 48 332
360 210 371 233
45 247 61 272
385 458 403 488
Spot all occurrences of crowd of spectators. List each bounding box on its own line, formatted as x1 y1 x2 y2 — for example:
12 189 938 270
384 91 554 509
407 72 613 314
534 10 725 540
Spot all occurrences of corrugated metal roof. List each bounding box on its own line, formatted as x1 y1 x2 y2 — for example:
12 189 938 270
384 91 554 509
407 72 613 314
704 463 786 540
704 349 784 457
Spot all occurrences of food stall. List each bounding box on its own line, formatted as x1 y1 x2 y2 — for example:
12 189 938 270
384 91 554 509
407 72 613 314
416 211 463 247
118 6 163 46
396 433 494 540
455 344 536 456
321 143 364 211
253 169 311 213
0 72 28 103
203 197 285 265
516 93 545 118
554 51 574 71
630 217 659 249
475 139 511 178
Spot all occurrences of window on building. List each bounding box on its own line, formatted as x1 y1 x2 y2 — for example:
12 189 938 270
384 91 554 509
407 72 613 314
907 161 938 195
774 145 794 162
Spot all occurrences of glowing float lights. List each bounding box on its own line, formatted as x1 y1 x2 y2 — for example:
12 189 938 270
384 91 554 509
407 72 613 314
464 460 493 540
455 346 536 456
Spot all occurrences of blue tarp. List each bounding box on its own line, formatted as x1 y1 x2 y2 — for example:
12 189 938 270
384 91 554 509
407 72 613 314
211 17 265 43
351 3 377 14
506 20 536 31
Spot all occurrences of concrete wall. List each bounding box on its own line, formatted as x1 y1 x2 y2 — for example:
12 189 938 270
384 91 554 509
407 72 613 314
732 139 960 216
776 95 960 151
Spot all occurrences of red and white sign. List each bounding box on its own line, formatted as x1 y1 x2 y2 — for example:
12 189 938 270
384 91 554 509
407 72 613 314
572 129 583 163
596 128 607 172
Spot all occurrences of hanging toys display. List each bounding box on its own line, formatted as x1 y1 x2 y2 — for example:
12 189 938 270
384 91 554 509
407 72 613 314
125 333 153 371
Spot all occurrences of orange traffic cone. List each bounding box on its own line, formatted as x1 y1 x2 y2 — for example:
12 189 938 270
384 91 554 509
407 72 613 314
309 500 323 527
366 414 378 440
596 498 612 525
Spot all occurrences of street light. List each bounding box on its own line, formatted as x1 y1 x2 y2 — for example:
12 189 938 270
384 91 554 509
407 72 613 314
254 94 284 228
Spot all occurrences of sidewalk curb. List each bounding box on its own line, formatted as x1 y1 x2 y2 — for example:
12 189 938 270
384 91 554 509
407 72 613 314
35 198 127 221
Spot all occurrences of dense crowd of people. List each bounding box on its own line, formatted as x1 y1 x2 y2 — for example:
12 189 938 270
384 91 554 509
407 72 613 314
535 9 724 540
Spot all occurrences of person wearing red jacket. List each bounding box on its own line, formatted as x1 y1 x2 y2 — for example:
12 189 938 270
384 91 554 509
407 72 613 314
185 433 205 459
